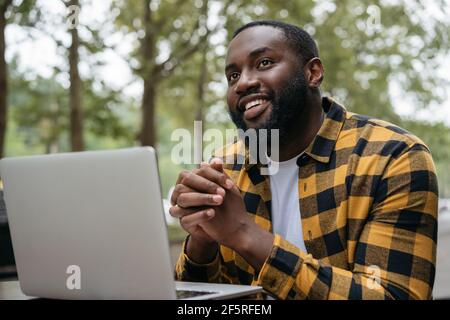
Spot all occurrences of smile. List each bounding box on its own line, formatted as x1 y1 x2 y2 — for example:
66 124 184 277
245 99 267 111
243 99 270 121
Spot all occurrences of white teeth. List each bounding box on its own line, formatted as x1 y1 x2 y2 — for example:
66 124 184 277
245 99 265 111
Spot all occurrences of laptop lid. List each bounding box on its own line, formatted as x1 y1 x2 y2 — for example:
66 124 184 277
0 147 176 299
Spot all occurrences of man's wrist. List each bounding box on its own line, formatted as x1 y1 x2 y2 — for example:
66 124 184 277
186 235 219 264
230 221 274 272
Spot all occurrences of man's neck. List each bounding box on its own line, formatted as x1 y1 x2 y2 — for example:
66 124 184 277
278 95 324 161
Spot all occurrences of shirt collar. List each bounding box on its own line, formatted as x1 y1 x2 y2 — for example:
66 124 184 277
242 96 347 171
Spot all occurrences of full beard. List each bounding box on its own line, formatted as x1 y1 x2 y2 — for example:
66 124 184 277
228 70 310 158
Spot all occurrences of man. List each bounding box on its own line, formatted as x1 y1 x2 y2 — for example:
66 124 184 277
169 20 438 299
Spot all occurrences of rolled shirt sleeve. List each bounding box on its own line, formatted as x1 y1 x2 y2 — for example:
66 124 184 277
175 236 223 283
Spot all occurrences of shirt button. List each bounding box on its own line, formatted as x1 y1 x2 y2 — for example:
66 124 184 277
296 154 308 166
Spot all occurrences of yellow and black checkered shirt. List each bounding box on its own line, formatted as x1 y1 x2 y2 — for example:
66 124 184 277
175 96 438 300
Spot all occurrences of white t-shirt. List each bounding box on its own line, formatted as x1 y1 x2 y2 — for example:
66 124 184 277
267 154 307 253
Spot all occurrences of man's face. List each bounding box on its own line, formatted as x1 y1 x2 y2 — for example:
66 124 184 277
225 26 310 140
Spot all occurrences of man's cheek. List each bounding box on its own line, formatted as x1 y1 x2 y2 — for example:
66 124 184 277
226 93 236 109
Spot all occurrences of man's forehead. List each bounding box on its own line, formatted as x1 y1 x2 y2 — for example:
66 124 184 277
226 26 286 61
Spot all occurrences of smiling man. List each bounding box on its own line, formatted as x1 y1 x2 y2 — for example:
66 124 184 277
170 20 439 300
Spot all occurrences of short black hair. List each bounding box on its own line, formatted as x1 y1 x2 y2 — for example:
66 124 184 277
232 20 319 65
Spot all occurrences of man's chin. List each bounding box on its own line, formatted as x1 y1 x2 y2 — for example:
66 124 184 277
242 107 273 130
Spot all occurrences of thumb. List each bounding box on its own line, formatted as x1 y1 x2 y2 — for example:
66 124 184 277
209 157 224 173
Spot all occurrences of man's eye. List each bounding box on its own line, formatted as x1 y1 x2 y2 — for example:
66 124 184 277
258 59 273 68
228 72 240 81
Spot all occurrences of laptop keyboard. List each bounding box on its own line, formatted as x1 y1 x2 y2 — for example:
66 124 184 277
176 289 218 299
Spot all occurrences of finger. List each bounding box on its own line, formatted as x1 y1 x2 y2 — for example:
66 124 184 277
195 164 232 191
220 169 238 193
180 209 215 231
208 158 234 190
169 205 208 218
179 169 226 194
170 184 196 206
177 192 223 208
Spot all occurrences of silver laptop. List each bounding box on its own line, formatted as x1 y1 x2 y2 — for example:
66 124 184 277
0 147 262 299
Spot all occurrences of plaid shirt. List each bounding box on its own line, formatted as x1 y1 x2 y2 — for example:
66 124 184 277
175 96 438 300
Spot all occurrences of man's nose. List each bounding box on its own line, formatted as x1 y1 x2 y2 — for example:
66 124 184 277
234 70 260 95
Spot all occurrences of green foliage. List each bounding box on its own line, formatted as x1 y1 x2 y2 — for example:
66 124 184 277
8 65 69 153
82 79 137 144
8 63 137 154
6 0 40 26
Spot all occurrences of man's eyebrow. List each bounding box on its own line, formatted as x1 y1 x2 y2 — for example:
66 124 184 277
248 46 275 59
225 63 237 73
225 47 275 73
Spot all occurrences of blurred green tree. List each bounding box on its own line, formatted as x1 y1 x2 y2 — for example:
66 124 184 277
0 0 39 158
8 61 136 154
112 0 231 147
65 0 84 151
6 0 135 154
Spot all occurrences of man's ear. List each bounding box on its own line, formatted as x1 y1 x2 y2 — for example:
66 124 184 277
304 57 324 89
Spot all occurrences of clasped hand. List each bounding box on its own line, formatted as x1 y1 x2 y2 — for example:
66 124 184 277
169 158 250 250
